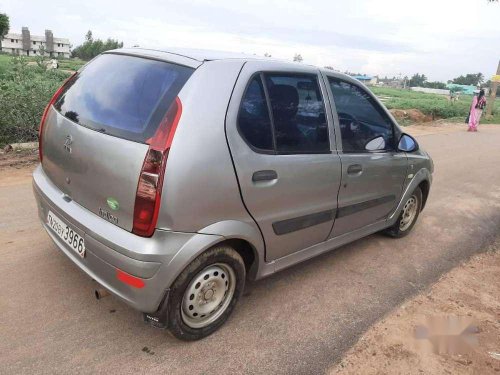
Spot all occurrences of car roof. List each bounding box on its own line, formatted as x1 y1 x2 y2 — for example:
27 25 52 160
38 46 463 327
152 47 266 62
108 47 305 67
107 47 358 82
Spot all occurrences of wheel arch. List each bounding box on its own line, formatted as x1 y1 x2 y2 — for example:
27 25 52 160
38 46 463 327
418 179 430 210
389 168 432 224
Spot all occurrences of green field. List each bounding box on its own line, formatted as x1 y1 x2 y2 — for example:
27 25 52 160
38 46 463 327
370 86 500 124
0 53 11 77
0 53 86 76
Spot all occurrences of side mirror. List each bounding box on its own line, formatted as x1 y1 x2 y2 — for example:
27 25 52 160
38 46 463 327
365 136 386 151
398 134 418 152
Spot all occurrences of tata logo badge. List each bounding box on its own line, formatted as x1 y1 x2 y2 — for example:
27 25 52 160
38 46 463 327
63 135 73 153
106 197 120 211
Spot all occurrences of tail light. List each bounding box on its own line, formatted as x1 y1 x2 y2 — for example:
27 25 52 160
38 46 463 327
132 97 182 237
39 73 77 162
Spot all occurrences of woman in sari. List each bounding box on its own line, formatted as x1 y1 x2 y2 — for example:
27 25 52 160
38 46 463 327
468 89 487 132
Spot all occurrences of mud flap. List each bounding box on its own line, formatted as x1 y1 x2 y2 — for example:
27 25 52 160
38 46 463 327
143 290 170 329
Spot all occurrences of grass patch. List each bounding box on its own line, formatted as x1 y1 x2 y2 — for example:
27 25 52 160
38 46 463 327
370 86 500 123
0 53 11 78
56 58 86 71
0 56 70 146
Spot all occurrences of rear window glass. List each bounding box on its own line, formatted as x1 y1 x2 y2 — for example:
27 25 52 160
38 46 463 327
54 53 193 143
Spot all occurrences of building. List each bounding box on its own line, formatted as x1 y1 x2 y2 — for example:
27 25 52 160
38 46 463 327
351 75 378 86
446 84 477 95
410 87 450 96
1 27 70 58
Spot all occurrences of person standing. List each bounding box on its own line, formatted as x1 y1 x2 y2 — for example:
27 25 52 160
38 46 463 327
467 89 487 132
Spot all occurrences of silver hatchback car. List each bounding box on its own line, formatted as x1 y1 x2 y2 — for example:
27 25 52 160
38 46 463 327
33 48 433 340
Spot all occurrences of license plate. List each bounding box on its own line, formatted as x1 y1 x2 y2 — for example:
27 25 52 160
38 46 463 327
47 211 85 258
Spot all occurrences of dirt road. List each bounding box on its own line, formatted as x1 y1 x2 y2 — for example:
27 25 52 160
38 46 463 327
1 124 499 374
330 238 500 375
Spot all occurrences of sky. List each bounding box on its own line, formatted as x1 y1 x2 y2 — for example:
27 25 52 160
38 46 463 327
1 0 499 82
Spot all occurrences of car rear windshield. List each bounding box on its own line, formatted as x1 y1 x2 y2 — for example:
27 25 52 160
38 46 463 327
54 53 194 143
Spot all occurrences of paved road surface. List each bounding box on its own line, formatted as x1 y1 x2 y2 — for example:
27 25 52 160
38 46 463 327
1 125 499 374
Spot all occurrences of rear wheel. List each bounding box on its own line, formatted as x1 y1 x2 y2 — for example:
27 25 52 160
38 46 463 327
384 187 422 238
167 245 245 341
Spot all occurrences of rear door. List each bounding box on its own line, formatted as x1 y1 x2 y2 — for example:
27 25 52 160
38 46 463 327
226 62 341 261
323 75 408 237
41 53 194 231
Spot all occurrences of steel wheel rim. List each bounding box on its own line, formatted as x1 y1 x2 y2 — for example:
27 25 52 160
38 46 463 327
399 194 418 231
181 263 236 329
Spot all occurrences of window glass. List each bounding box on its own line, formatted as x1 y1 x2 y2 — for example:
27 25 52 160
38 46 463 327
328 78 394 153
237 75 274 151
54 54 193 143
265 74 329 153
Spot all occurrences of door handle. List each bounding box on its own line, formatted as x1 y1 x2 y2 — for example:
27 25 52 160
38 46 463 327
347 164 363 175
252 170 278 182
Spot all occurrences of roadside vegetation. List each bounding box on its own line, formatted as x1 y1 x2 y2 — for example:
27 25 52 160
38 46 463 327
0 55 71 145
371 86 500 125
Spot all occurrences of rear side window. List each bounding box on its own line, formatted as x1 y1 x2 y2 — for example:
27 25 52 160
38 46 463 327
266 74 329 153
237 75 274 151
54 54 193 143
237 72 329 154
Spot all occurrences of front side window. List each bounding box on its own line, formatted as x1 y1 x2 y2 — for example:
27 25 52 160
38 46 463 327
328 78 394 153
237 75 274 151
265 74 329 153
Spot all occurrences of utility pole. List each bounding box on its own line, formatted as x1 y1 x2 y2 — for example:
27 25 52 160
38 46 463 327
485 59 500 118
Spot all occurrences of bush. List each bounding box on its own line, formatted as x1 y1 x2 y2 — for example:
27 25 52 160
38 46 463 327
0 56 69 145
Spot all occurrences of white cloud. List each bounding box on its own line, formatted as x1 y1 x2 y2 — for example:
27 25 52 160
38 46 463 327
1 0 499 81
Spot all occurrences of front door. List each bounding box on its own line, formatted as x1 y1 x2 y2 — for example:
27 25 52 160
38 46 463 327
324 75 408 237
226 62 342 261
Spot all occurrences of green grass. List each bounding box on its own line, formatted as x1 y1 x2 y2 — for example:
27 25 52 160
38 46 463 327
0 53 11 77
56 58 86 71
0 53 86 76
370 86 500 124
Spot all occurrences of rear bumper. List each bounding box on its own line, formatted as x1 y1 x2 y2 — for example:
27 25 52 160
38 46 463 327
32 165 220 313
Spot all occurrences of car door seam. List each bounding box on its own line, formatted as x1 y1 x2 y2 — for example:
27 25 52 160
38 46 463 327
223 61 268 261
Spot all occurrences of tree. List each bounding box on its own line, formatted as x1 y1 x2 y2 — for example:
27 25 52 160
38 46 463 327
85 30 93 42
409 73 427 87
0 13 10 52
35 45 47 68
293 53 303 63
71 30 124 60
451 73 484 86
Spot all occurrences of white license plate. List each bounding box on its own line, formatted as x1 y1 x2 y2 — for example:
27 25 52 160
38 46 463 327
47 211 85 258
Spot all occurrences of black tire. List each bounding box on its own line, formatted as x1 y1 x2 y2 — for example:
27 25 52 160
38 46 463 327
384 187 422 238
167 245 246 341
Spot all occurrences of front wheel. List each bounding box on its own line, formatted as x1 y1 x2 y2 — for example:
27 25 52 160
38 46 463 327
384 187 422 238
167 245 245 341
